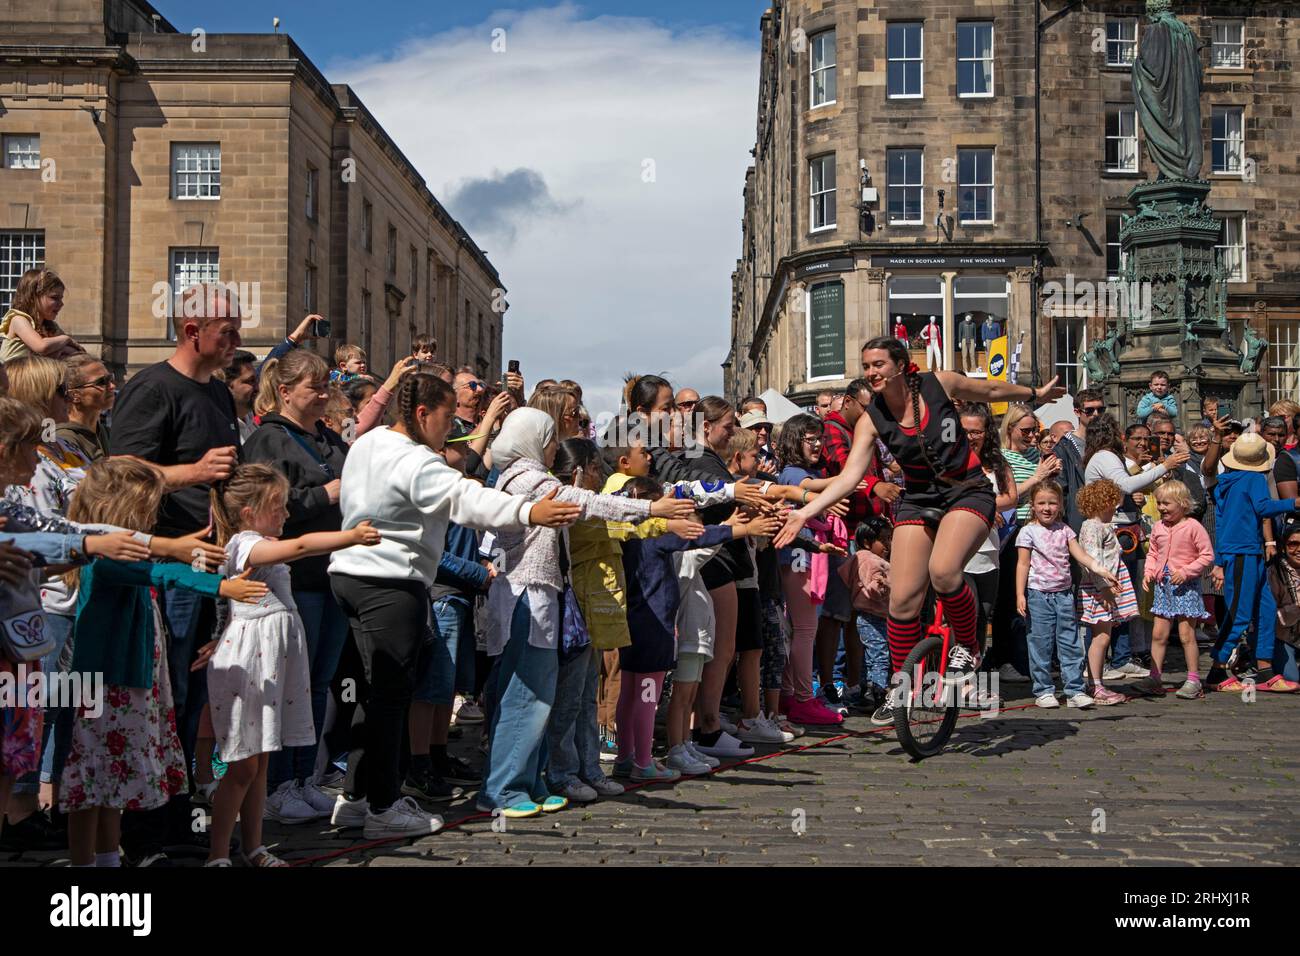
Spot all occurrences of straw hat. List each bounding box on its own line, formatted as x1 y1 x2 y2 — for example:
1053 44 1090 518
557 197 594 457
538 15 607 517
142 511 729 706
1221 432 1275 473
738 409 773 429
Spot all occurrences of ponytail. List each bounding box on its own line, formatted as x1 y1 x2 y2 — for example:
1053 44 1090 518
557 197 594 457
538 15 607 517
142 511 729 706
395 372 455 446
209 463 290 547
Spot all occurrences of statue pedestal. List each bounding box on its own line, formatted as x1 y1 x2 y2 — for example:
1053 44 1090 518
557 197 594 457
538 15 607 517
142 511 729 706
1083 178 1261 427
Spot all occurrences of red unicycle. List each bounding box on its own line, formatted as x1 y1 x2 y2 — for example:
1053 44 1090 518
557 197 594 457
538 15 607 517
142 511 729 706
892 598 964 759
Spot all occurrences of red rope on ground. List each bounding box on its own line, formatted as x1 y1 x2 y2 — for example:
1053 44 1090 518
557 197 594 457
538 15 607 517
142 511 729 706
286 697 1052 867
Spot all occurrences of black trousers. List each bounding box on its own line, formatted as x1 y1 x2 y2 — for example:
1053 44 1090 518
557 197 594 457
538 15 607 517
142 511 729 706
330 573 432 813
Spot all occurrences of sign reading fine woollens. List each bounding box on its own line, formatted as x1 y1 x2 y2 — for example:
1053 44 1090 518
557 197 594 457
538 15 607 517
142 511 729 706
870 254 1034 269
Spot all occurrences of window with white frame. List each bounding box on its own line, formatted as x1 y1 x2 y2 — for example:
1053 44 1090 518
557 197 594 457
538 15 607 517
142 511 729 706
168 248 220 340
810 154 836 231
1217 215 1246 282
2 135 40 170
306 166 318 219
957 148 994 224
171 143 221 200
1268 319 1300 407
886 148 923 225
1106 18 1137 66
0 231 44 311
1055 318 1087 393
1105 106 1139 173
1212 20 1244 69
887 22 923 99
957 22 994 97
1105 213 1128 279
1212 107 1244 174
810 29 836 108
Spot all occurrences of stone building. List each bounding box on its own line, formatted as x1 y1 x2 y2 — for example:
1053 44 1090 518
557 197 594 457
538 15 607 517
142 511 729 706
729 1 1299 413
0 0 504 378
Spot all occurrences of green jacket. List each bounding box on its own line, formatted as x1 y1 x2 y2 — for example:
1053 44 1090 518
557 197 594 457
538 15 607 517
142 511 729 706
72 560 224 689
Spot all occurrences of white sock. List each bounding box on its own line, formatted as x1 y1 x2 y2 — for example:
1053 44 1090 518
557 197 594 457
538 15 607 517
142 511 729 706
95 850 121 867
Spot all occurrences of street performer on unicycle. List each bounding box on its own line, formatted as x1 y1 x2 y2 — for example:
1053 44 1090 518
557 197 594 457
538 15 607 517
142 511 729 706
774 336 1066 738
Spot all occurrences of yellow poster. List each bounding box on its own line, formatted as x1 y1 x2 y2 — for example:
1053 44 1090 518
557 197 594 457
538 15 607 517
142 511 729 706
987 335 1010 415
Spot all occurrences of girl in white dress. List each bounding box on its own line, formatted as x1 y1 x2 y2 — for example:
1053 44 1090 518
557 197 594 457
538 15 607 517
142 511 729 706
201 464 380 867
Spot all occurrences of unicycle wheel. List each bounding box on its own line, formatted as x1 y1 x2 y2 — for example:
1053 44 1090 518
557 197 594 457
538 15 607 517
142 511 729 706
893 635 960 759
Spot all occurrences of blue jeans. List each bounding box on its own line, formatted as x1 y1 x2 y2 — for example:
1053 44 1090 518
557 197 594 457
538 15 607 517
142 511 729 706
269 589 349 788
158 586 215 773
414 597 472 706
13 613 74 796
545 644 603 788
855 613 889 691
1025 589 1086 697
480 592 558 810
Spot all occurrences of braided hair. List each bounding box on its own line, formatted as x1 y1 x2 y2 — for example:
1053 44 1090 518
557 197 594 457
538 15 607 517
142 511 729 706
861 334 942 478
396 372 455 447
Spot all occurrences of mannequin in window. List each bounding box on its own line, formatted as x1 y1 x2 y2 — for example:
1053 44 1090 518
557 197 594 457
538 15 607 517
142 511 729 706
959 313 978 372
920 315 943 371
979 315 1002 370
893 317 910 349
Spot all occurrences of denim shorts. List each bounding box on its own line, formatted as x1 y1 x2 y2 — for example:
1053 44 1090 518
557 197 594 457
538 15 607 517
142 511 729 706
413 596 475 705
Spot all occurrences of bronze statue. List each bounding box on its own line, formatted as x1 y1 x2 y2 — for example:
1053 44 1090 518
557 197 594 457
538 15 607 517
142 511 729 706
1133 0 1203 180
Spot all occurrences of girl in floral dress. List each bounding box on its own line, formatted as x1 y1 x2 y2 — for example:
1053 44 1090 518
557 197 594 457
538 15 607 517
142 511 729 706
58 459 266 867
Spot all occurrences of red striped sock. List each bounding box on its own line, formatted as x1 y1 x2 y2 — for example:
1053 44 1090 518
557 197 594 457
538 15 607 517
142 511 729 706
887 616 924 674
938 583 980 654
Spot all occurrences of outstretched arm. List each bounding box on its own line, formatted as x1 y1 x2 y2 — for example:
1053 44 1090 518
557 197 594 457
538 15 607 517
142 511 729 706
772 414 878 548
937 370 1065 406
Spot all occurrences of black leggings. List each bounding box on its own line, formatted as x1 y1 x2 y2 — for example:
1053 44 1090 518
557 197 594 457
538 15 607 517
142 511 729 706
330 573 432 812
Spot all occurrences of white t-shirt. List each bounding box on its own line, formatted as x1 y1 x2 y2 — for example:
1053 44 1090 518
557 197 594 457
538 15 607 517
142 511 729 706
964 468 1001 575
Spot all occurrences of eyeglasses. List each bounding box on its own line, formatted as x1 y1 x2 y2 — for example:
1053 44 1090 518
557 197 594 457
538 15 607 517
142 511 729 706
802 436 823 446
1080 405 1105 416
1154 431 1175 439
72 374 113 390
964 429 986 438
1286 541 1300 551
1017 426 1037 435
678 400 698 409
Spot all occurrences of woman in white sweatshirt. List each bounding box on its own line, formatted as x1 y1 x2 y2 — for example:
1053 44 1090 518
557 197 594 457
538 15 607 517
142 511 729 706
327 375 578 840
480 408 694 818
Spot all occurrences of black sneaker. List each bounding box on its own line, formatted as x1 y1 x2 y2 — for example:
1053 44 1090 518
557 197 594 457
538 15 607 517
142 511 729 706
0 811 64 852
943 645 980 685
821 682 845 705
870 699 899 726
434 754 480 787
400 771 462 804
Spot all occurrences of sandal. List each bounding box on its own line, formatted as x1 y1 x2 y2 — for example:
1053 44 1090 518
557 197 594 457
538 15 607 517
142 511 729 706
241 846 288 868
1257 674 1300 693
1214 676 1248 692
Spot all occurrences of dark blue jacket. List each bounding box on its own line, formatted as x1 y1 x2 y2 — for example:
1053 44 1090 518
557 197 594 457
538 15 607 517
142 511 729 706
429 522 489 603
1214 469 1297 560
620 524 733 673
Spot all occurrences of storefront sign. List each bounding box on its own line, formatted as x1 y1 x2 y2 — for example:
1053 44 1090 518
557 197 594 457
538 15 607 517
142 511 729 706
870 254 1034 270
987 334 1010 415
797 257 855 279
807 280 845 380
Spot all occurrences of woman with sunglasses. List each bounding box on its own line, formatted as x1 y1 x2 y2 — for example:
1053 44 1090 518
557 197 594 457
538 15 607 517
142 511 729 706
57 354 116 462
775 337 1066 706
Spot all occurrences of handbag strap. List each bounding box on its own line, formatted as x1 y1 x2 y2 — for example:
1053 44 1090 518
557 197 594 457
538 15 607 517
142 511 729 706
279 424 335 480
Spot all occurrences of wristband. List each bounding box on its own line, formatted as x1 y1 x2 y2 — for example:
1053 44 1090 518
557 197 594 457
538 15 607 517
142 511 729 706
760 481 772 497
801 490 810 504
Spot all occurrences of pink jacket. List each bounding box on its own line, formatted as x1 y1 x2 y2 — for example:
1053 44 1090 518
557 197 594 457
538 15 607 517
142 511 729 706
806 513 849 605
838 550 890 618
1144 517 1214 583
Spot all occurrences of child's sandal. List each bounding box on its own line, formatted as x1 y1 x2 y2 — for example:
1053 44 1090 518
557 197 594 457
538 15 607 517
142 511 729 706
241 846 288 868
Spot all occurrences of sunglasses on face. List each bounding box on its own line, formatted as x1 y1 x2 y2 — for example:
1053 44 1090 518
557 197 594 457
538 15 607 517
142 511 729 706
73 374 113 390
679 400 698 409
1080 405 1104 416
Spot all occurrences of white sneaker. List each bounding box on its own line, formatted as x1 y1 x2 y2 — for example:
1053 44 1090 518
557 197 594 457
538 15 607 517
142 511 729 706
693 730 754 759
315 769 345 794
265 780 322 824
363 796 443 839
1066 693 1095 709
1104 662 1150 680
299 781 337 815
774 714 805 739
665 744 711 776
735 714 787 744
331 793 369 828
193 780 219 808
1034 693 1060 709
759 712 790 743
685 741 721 768
455 699 485 725
719 715 738 735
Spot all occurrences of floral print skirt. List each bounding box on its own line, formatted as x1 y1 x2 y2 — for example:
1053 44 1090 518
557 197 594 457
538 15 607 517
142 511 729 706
0 659 42 777
60 601 185 812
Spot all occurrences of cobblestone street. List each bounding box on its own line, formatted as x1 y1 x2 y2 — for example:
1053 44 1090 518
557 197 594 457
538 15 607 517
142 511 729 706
10 681 1297 868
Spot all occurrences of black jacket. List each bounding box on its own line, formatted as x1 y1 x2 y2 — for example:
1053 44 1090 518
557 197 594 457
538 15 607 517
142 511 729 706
241 414 349 591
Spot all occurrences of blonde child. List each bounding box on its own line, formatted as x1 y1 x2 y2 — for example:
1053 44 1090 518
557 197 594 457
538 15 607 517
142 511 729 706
1075 479 1139 706
59 458 266 868
1141 480 1215 699
201 464 381 866
1016 481 1118 709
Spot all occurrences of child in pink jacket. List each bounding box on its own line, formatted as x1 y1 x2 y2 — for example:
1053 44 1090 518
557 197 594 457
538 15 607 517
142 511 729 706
1141 480 1215 699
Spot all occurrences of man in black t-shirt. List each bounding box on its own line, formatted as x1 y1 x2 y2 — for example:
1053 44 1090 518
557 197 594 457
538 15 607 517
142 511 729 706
1262 416 1299 543
109 284 242 864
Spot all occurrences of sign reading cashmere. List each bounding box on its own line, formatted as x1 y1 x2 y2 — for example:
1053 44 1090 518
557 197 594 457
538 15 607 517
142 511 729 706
808 280 845 379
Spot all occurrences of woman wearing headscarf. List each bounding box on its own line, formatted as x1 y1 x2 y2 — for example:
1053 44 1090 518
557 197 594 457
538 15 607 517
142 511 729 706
482 408 694 819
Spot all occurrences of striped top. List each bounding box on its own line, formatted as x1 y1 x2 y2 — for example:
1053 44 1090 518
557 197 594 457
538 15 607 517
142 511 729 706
1005 449 1039 522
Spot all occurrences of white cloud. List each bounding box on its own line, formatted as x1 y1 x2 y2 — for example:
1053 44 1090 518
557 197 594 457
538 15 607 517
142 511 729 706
328 3 757 416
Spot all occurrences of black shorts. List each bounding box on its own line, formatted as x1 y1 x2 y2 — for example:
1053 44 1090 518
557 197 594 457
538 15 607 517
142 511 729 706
893 481 996 529
735 586 764 653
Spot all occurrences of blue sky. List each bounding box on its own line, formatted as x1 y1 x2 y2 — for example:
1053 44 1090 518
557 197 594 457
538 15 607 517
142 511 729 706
159 1 767 414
